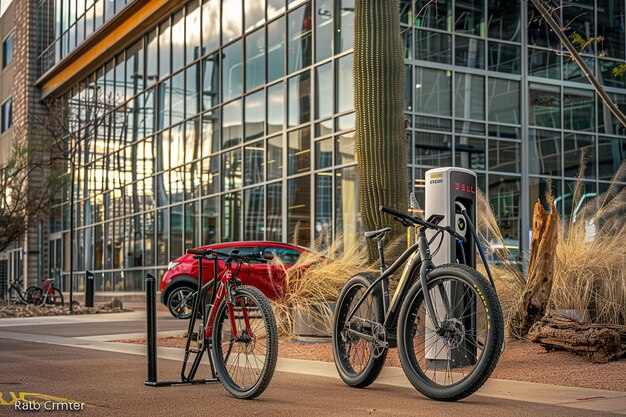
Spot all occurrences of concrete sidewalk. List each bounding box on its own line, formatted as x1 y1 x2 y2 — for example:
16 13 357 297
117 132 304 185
0 326 624 415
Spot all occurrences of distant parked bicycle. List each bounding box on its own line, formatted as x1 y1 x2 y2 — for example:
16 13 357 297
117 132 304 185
31 277 64 306
7 278 40 305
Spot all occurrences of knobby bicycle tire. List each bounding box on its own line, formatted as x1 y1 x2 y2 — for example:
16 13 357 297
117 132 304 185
397 264 504 401
211 285 278 399
332 273 387 388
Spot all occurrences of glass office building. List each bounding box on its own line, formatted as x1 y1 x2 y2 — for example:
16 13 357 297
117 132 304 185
39 0 626 292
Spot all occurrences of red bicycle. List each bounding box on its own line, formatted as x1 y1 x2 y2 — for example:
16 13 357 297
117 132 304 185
183 248 278 399
31 277 64 307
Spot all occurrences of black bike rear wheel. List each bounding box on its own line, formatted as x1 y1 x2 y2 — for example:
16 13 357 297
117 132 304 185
332 273 387 388
397 264 503 401
211 285 278 399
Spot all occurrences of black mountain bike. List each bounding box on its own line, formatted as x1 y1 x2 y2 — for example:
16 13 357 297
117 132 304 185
7 279 40 305
332 205 504 401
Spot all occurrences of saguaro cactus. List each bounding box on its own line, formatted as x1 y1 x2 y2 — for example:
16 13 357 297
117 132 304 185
354 0 408 256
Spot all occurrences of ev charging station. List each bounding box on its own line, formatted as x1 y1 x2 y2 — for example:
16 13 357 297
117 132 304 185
424 167 478 367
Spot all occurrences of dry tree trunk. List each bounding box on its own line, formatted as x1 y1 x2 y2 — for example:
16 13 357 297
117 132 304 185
528 313 626 363
518 201 559 336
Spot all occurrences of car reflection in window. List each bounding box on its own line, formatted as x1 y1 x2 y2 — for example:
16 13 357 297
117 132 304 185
264 247 301 265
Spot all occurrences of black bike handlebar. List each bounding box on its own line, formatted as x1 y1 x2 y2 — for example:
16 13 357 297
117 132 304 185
379 205 466 242
186 248 268 263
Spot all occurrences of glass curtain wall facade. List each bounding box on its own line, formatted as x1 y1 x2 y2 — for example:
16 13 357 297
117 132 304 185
49 0 626 291
39 0 139 74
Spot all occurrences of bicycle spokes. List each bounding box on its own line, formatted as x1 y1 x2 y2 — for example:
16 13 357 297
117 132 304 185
407 277 487 387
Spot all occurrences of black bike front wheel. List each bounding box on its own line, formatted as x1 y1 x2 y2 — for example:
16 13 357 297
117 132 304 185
332 273 387 388
397 264 504 401
211 285 278 399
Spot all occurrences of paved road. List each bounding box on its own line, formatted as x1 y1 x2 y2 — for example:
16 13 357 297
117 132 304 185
0 312 186 337
0 312 624 416
0 339 616 417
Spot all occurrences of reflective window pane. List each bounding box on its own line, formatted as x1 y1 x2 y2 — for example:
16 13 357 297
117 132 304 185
203 155 220 195
455 137 485 170
245 28 265 91
245 141 265 185
267 17 286 82
159 20 171 77
268 0 286 18
335 166 359 245
315 138 333 169
267 135 283 180
488 139 520 173
529 129 561 176
488 78 520 124
288 126 311 174
222 148 242 190
186 1 201 63
454 73 485 120
202 197 219 244
336 54 353 113
335 0 354 53
185 64 200 118
222 0 242 41
202 0 221 53
414 0 451 31
529 85 560 128
597 0 625 60
287 175 311 246
529 48 561 80
222 98 243 148
455 36 485 68
244 186 265 241
335 131 355 165
221 191 242 241
288 70 311 127
598 136 626 180
563 89 594 131
315 0 333 61
266 182 283 241
202 110 220 157
488 42 520 74
415 30 452 64
414 132 452 166
267 82 285 134
202 53 220 110
245 0 265 31
171 11 185 71
222 39 243 100
455 0 484 36
564 133 595 179
415 68 451 116
315 172 333 245
245 90 265 141
287 5 313 73
315 62 333 119
487 0 520 42
488 175 520 256
171 71 185 125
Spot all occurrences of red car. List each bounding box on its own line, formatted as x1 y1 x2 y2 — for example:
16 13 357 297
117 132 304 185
160 241 311 319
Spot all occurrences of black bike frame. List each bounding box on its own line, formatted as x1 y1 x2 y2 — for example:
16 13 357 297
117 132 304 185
346 226 443 333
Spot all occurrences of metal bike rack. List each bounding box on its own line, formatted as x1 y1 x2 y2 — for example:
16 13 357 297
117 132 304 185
144 256 220 387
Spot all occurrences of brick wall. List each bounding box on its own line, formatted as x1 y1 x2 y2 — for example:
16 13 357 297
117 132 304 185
14 0 49 286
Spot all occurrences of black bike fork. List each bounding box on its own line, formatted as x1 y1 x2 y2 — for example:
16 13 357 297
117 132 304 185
417 227 443 332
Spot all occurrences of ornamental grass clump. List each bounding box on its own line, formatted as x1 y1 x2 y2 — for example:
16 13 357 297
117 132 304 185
549 161 626 325
268 237 376 336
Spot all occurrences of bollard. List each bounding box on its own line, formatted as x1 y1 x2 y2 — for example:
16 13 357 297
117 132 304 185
85 271 95 307
145 274 157 385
